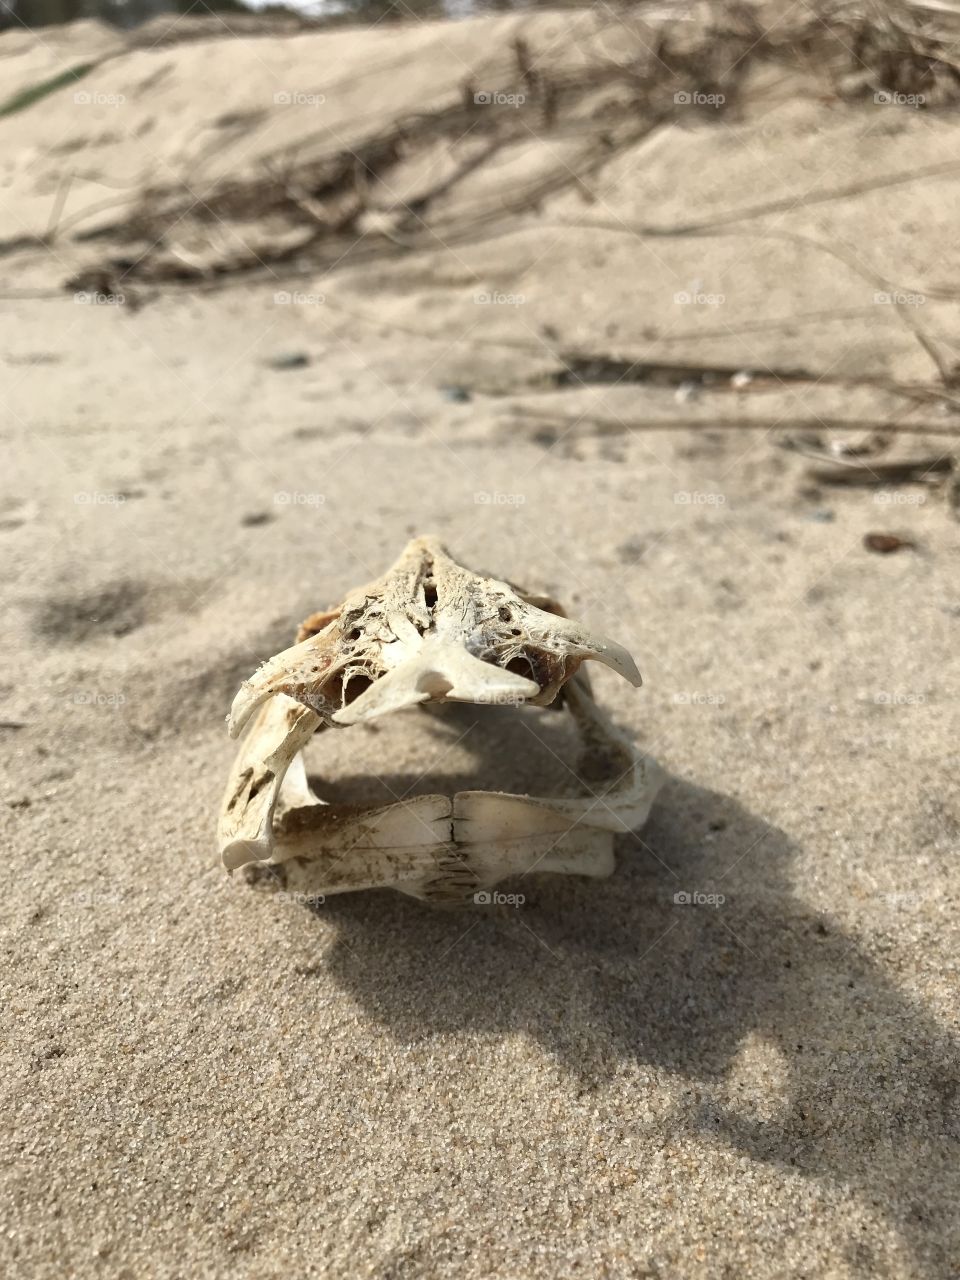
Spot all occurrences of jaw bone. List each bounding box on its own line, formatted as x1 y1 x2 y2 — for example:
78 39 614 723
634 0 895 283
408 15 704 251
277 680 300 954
228 536 640 737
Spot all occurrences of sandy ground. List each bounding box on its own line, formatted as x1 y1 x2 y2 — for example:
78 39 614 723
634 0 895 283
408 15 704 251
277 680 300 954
2 5 960 1277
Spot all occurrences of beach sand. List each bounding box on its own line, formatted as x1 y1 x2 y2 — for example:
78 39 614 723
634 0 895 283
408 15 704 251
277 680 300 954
2 5 959 1276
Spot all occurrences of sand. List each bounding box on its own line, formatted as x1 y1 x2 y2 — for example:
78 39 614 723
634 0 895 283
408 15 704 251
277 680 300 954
2 4 959 1277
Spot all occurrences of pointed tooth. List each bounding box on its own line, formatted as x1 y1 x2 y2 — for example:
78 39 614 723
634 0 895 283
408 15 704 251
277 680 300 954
582 634 642 686
228 682 273 738
527 609 642 686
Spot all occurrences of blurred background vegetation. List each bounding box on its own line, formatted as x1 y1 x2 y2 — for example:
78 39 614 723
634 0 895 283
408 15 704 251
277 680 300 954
1 0 541 33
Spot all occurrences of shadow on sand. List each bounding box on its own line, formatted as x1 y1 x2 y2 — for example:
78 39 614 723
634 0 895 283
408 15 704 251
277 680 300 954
293 708 959 1275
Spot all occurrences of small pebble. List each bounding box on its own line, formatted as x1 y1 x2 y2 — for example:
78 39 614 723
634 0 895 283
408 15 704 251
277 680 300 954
617 538 646 563
864 532 915 553
266 353 310 371
440 385 471 403
532 428 558 447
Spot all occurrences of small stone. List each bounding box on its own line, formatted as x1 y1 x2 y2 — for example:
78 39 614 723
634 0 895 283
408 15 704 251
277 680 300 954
266 352 310 371
617 537 646 563
532 427 558 447
864 532 915 553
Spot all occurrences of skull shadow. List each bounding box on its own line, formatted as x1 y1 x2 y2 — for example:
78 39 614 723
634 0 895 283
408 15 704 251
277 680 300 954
294 706 959 1275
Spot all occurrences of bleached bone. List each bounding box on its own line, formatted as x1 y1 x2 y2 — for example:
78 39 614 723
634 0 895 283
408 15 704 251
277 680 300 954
218 538 663 904
228 536 640 737
219 693 322 871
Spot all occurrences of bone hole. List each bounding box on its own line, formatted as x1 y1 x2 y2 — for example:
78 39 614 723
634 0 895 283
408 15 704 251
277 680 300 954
341 673 374 704
498 606 512 622
423 580 438 609
505 654 537 682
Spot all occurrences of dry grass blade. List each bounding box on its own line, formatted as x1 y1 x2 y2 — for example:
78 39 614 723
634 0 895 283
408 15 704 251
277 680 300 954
804 455 955 486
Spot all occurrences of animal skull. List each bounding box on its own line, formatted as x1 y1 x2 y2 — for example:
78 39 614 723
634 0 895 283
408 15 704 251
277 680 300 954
219 537 663 903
